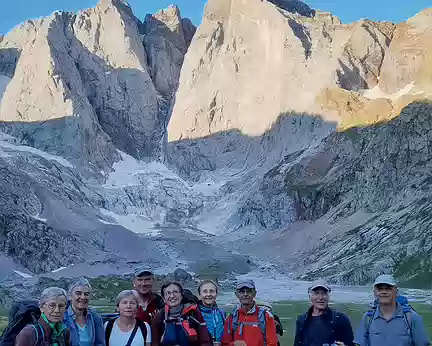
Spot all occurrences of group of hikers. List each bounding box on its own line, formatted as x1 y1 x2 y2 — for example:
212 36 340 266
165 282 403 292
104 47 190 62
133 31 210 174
0 267 430 346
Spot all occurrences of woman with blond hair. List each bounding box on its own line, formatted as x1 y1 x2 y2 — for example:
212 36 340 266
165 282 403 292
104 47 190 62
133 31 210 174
104 290 151 346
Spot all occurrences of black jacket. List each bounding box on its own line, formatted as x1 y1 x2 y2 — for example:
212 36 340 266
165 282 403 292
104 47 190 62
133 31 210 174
293 307 354 346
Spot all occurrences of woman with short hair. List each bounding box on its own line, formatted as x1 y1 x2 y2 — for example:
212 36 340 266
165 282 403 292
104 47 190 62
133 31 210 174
16 287 70 346
104 290 151 346
197 281 226 346
151 282 212 346
64 278 105 346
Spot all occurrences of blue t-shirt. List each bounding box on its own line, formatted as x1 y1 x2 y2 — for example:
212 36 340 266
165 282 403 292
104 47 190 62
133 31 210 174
77 324 92 346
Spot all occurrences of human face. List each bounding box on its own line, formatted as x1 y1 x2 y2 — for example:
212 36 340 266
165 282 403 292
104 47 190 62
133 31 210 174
163 284 183 308
199 283 218 307
118 295 138 318
374 284 397 305
71 286 90 311
310 288 329 311
133 275 154 295
235 287 256 307
40 296 67 323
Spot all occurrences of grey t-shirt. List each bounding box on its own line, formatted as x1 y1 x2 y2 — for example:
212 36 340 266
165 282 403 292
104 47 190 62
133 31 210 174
354 303 430 346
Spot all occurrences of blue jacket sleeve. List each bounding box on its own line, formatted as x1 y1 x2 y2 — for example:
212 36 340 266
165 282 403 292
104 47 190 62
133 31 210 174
91 310 106 346
411 312 430 346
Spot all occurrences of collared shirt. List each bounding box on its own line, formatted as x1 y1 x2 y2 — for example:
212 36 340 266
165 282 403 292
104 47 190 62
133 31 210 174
354 303 430 346
64 306 105 346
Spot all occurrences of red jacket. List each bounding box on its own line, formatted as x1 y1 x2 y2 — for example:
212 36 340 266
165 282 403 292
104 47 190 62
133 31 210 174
136 293 164 324
222 305 278 346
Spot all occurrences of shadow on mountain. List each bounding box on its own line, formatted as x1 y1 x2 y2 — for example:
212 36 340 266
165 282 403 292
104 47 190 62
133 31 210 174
166 111 338 180
0 47 20 77
0 22 165 168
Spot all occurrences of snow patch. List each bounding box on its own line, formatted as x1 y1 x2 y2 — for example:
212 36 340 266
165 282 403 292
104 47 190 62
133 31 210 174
361 82 424 101
52 267 67 273
13 270 33 278
0 141 73 168
104 151 181 188
100 209 161 236
31 214 47 222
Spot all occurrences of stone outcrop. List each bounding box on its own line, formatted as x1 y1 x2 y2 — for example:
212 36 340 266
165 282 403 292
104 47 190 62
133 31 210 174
379 9 432 93
254 101 432 286
143 5 196 97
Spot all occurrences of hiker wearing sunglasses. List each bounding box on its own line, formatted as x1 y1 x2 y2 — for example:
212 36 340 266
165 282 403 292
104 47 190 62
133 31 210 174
15 287 70 346
222 280 278 346
354 274 430 346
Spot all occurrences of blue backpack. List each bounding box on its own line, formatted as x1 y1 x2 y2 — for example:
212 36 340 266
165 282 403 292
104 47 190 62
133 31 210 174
364 295 414 346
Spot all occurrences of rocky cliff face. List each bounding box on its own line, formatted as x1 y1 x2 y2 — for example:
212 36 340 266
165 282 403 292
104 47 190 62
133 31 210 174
0 0 251 282
166 0 432 286
0 0 431 289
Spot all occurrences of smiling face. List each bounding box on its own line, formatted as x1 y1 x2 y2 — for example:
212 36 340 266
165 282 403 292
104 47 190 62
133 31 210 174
199 282 218 307
163 284 183 308
40 296 67 323
309 287 329 311
71 285 90 311
235 287 256 307
374 284 397 305
118 295 138 318
133 275 154 296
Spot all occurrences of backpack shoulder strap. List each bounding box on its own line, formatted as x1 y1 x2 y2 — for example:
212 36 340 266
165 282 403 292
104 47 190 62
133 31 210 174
137 321 147 342
105 319 116 346
227 308 239 337
402 306 413 335
364 308 376 346
257 308 268 346
125 324 139 346
31 323 44 346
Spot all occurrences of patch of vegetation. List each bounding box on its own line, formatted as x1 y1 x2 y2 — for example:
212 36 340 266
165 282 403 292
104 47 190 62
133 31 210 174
394 254 432 289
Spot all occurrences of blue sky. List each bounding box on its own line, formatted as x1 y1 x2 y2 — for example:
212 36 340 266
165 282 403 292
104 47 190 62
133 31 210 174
1 0 431 34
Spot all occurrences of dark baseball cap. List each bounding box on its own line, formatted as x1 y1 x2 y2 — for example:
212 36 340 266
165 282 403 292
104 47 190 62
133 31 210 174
133 266 154 277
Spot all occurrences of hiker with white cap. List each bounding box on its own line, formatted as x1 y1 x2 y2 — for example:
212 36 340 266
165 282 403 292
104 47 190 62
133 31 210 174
221 279 278 346
354 274 430 346
294 280 354 346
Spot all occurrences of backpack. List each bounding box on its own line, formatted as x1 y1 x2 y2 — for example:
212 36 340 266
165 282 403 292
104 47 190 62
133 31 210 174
0 300 42 346
159 304 205 346
101 313 120 325
227 306 269 346
297 308 341 345
105 318 147 346
258 304 283 337
364 295 414 346
183 290 199 305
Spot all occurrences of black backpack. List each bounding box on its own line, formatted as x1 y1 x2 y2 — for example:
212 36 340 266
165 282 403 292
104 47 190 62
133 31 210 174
0 300 42 346
182 290 199 305
105 318 147 346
